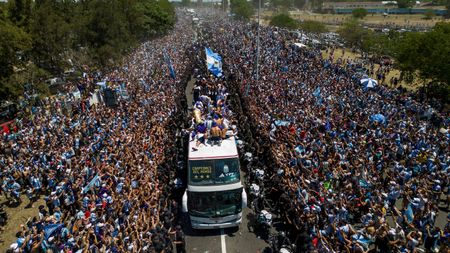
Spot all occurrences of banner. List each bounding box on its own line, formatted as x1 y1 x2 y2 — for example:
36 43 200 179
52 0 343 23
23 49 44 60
44 223 63 239
205 47 223 77
82 174 100 194
163 49 176 79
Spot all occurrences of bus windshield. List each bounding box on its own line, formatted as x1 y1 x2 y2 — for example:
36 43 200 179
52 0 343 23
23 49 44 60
188 189 242 218
189 158 240 185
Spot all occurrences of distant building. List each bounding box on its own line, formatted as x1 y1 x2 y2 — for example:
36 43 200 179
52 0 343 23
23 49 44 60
322 1 447 15
322 1 391 10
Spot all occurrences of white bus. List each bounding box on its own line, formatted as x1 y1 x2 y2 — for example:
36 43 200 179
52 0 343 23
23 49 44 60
182 135 247 229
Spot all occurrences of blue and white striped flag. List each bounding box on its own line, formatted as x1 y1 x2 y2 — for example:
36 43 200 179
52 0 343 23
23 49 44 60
44 223 63 239
82 174 100 194
163 49 176 79
205 47 223 77
313 87 321 97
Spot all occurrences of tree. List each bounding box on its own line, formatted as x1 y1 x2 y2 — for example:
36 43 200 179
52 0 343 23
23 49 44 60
393 22 450 87
251 0 259 8
29 0 72 73
230 0 254 20
397 0 414 8
3 63 50 99
311 0 323 12
293 0 306 9
361 29 400 58
446 0 450 19
0 19 31 78
82 0 133 65
0 4 7 21
0 19 32 99
270 13 298 29
352 8 367 19
0 0 177 99
298 20 328 33
8 0 24 24
182 0 191 6
73 0 174 66
423 9 435 20
133 0 175 39
270 0 291 10
337 19 371 48
223 0 229 10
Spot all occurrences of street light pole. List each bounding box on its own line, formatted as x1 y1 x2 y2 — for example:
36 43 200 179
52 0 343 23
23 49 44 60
246 0 260 96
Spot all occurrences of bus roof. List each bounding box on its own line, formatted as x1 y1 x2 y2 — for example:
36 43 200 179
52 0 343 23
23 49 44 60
188 135 238 160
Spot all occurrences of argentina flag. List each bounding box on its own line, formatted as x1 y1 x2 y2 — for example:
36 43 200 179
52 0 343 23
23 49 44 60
205 47 223 77
163 49 176 79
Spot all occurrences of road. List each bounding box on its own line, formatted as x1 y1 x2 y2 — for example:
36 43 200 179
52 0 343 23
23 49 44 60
184 207 269 253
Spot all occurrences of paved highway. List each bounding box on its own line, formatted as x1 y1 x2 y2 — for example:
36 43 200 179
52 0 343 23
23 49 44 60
184 208 269 253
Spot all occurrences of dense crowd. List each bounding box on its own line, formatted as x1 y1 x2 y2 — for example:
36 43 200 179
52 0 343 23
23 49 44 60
1 12 195 253
1 8 449 253
199 14 449 253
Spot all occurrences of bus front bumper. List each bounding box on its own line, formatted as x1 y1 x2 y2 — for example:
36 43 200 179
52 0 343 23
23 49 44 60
190 216 242 229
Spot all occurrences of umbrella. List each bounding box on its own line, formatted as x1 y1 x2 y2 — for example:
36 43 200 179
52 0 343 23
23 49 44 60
360 78 378 88
293 42 307 48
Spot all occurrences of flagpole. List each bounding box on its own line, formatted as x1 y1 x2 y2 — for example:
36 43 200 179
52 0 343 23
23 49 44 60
247 0 261 96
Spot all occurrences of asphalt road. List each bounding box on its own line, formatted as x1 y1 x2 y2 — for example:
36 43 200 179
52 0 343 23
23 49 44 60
184 207 269 253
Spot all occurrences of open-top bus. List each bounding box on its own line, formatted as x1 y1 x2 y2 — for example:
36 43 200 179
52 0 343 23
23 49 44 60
182 135 247 229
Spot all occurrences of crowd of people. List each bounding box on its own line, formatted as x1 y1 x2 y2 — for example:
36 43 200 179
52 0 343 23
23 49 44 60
1 11 196 253
1 7 449 253
198 13 449 253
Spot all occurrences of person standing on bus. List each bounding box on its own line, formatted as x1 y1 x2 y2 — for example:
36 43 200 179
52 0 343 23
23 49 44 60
210 121 222 146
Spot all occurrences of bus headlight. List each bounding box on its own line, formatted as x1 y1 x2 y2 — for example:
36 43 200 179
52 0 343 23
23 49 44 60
182 191 188 213
242 188 247 208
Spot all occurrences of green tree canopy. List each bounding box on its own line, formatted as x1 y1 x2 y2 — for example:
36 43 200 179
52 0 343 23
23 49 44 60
0 19 31 78
310 0 323 12
397 0 414 8
352 8 368 19
446 0 450 18
423 9 435 20
293 0 306 9
270 0 291 10
270 13 298 29
393 22 450 87
298 20 328 33
361 30 399 58
132 0 175 41
337 19 371 48
230 0 254 20
0 0 176 100
29 0 72 73
0 19 32 99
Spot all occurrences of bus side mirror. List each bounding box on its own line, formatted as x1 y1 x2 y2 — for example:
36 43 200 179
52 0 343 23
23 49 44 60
242 189 247 208
182 191 188 213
